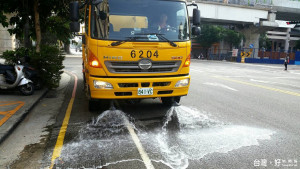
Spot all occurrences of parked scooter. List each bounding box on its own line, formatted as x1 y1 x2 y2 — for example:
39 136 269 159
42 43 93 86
0 61 35 95
23 65 42 90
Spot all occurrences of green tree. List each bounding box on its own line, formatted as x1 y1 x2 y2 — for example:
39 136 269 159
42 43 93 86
195 24 223 58
0 0 73 88
259 33 272 50
223 29 244 50
0 0 74 52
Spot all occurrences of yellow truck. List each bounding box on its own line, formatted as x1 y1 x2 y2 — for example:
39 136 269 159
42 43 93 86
69 0 201 110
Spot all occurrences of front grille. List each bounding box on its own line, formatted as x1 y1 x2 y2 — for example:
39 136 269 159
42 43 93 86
141 83 150 87
105 60 181 74
153 82 171 87
118 83 138 88
158 90 173 95
118 82 172 88
115 92 132 96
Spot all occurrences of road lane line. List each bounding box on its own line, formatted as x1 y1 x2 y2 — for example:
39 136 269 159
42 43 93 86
214 76 300 97
203 82 238 91
50 72 78 169
250 79 300 88
125 119 155 169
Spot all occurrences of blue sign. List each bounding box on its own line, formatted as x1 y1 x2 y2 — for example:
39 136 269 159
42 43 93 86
249 44 254 49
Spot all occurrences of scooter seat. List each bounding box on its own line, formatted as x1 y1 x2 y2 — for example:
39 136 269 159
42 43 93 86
0 65 14 74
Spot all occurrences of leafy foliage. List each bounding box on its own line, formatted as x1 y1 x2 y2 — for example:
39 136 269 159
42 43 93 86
259 33 272 50
1 48 29 64
194 24 244 51
195 25 223 48
30 45 65 89
222 29 244 49
0 0 74 46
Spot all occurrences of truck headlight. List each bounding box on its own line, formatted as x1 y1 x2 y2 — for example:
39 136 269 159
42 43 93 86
93 80 113 89
175 78 189 87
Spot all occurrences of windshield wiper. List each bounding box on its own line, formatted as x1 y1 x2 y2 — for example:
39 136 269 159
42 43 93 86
111 36 142 46
135 33 177 47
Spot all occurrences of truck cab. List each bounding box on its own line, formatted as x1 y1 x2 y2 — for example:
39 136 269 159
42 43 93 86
70 0 200 110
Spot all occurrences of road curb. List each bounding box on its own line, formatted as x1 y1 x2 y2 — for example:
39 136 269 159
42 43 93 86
0 89 49 144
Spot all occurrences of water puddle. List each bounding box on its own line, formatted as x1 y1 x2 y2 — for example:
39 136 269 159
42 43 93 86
52 110 140 168
52 105 275 169
139 105 275 169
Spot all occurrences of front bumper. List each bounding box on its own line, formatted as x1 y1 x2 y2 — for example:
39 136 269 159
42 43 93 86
89 75 190 99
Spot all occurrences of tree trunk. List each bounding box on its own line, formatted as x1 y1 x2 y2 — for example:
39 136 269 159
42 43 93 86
205 48 209 60
64 42 71 54
24 18 31 48
34 0 41 53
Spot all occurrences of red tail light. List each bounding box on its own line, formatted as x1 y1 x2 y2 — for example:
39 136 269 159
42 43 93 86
89 50 102 68
184 54 191 67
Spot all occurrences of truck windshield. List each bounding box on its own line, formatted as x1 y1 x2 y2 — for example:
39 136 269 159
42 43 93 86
91 0 190 42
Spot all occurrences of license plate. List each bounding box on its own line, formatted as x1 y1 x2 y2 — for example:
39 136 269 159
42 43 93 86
138 88 153 96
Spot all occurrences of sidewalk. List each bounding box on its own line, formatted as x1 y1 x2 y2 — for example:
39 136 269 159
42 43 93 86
0 73 71 144
0 89 48 143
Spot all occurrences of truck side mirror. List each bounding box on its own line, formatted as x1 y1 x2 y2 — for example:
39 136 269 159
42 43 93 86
70 2 80 32
70 22 80 32
192 26 201 36
193 9 201 26
70 2 79 22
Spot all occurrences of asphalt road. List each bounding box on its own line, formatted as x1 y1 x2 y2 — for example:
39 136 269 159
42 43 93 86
3 57 300 169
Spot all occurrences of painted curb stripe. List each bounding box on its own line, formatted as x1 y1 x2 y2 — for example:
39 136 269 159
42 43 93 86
50 72 78 169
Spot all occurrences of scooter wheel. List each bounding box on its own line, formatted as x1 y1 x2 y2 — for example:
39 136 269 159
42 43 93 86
19 83 35 96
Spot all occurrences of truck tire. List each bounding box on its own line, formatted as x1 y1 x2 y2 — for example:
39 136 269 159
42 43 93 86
161 96 181 106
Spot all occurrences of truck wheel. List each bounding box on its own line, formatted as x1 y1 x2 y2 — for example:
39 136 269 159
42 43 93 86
19 83 35 96
161 96 181 106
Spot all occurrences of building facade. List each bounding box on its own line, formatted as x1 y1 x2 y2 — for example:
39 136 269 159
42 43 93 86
0 14 16 55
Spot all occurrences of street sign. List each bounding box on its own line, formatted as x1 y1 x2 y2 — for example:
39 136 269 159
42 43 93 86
241 51 245 57
246 52 251 57
232 49 238 57
249 44 254 49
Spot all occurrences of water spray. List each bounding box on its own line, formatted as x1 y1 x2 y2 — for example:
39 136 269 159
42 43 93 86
109 100 117 110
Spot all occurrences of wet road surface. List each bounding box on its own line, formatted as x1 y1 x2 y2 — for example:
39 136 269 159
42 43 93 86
3 57 300 169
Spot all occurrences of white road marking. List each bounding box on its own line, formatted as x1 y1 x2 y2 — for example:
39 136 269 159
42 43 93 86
274 77 299 79
125 119 155 169
231 62 283 69
203 82 238 91
250 79 300 88
290 71 300 75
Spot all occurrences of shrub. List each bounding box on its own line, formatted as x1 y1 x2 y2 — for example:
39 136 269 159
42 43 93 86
0 46 65 89
1 47 29 64
31 45 65 89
